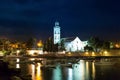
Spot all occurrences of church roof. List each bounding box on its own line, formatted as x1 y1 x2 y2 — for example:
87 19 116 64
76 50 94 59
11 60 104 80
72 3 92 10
61 37 77 42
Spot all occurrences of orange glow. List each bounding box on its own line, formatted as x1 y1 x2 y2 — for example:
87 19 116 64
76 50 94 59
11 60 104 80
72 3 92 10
92 52 95 56
85 52 89 56
92 62 95 79
103 50 110 56
11 44 18 48
37 40 43 47
86 61 89 72
115 44 120 48
104 51 108 54
31 64 35 80
36 63 42 80
68 52 71 54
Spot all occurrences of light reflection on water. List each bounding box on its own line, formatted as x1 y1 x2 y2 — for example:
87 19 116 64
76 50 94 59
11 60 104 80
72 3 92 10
68 68 72 80
16 58 20 68
52 65 62 80
28 63 43 80
13 58 120 80
16 59 94 80
92 62 95 79
31 64 35 80
36 63 42 80
73 60 85 80
85 61 89 80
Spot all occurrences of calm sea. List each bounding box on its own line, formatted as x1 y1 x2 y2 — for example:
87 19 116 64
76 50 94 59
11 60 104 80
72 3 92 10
3 58 120 80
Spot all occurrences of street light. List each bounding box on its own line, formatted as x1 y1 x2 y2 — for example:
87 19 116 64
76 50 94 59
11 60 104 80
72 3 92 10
85 52 89 56
92 52 95 56
103 50 108 56
16 50 20 56
37 40 43 48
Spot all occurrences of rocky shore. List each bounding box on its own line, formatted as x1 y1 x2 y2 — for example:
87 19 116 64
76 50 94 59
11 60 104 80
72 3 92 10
0 59 32 80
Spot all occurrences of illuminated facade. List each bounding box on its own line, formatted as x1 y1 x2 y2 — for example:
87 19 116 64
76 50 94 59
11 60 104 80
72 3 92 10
62 37 87 52
53 21 87 52
54 21 61 44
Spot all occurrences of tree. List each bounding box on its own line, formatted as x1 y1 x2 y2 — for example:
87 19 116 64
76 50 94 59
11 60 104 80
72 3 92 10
26 38 37 49
88 37 101 52
43 37 58 52
84 45 93 51
43 37 53 52
59 39 65 51
102 41 110 49
53 43 58 52
87 37 110 52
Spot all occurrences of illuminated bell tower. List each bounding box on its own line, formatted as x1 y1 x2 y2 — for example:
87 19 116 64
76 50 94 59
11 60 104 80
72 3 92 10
54 21 61 44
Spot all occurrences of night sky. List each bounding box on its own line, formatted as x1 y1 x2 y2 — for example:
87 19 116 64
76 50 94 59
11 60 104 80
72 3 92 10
0 0 120 41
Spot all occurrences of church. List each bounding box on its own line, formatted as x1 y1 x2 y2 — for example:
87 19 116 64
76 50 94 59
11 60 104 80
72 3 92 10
53 21 87 52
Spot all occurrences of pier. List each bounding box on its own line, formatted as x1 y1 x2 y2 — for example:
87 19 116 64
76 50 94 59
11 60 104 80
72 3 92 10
3 53 120 60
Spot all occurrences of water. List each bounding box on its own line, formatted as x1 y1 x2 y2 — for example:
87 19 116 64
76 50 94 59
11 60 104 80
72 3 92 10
8 58 120 80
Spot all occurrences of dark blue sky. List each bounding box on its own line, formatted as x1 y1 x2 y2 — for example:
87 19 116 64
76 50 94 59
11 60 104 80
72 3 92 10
0 0 120 41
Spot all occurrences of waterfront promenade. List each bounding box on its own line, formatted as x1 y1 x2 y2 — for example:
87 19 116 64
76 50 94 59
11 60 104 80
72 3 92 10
2 53 120 60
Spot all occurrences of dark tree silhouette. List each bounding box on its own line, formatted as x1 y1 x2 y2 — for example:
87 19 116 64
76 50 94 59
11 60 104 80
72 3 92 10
26 38 37 49
43 37 58 52
87 37 110 52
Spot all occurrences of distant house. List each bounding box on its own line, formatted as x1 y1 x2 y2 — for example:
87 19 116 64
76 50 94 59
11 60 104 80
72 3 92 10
53 21 87 52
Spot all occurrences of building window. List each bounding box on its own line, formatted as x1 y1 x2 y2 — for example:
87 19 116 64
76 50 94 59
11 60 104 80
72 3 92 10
77 41 78 44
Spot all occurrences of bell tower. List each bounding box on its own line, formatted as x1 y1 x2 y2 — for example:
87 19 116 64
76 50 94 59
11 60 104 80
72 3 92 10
54 21 61 44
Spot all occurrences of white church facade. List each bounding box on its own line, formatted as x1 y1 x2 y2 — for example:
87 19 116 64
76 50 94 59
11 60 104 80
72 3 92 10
53 21 87 52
